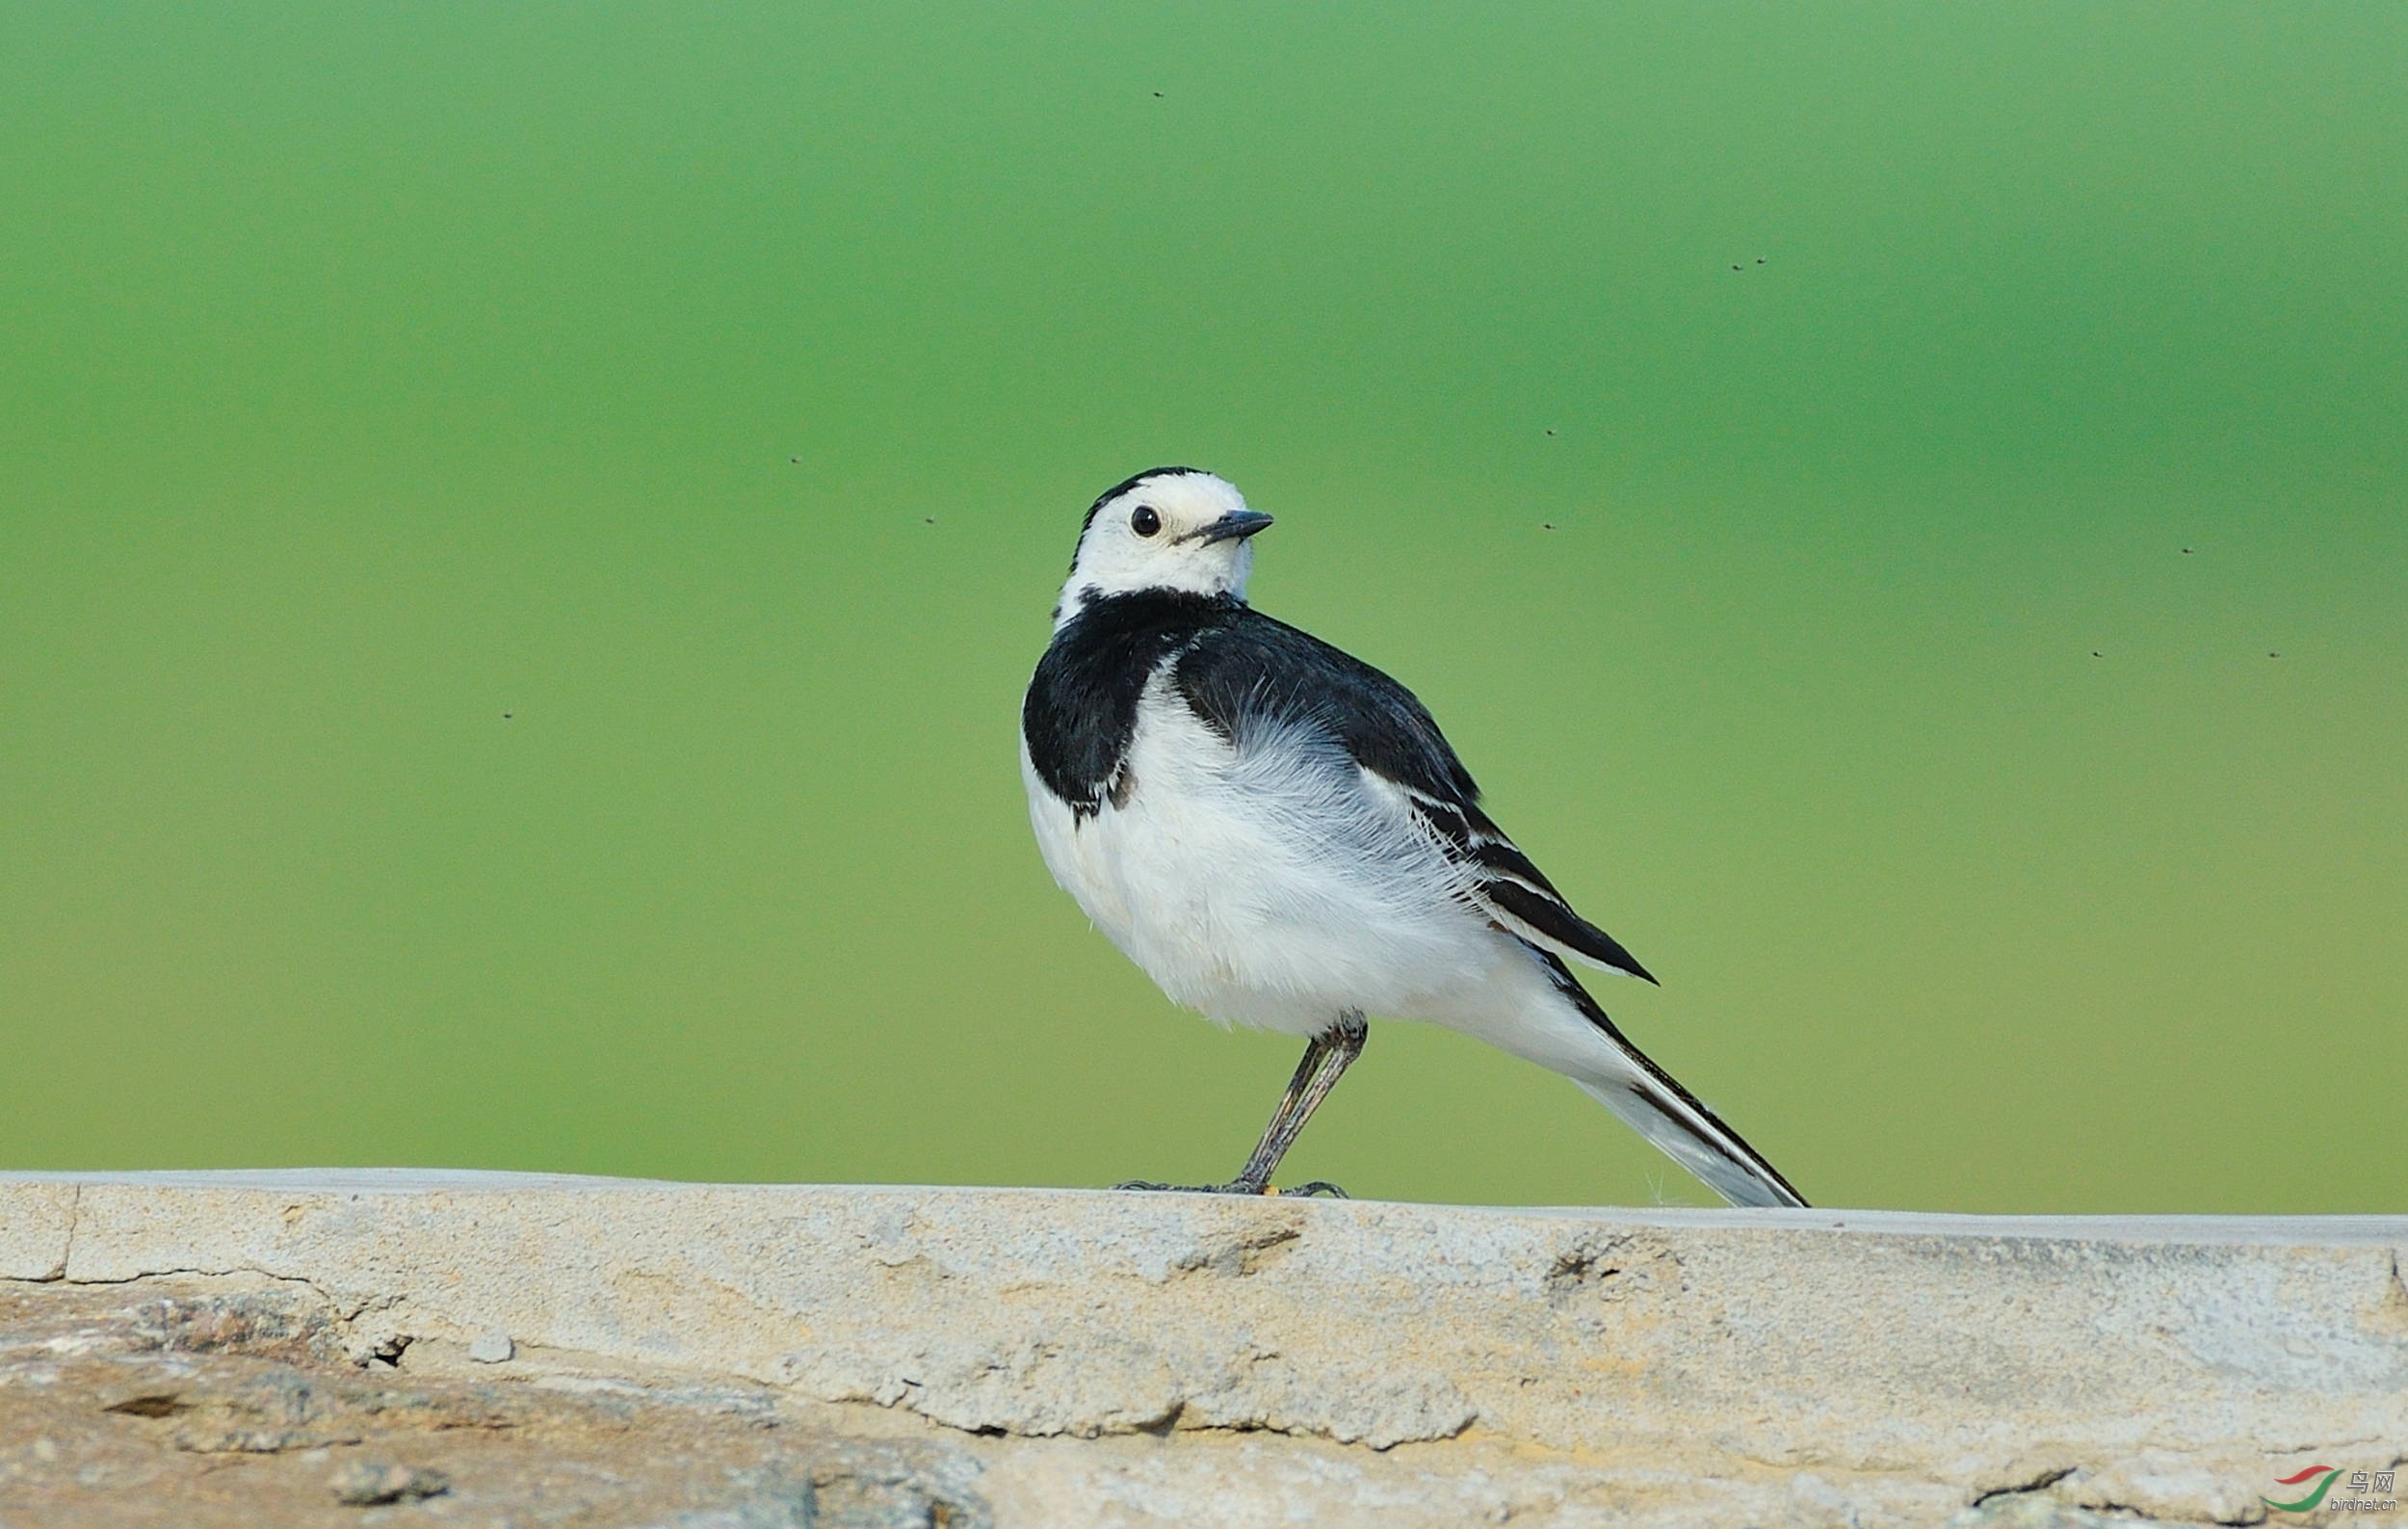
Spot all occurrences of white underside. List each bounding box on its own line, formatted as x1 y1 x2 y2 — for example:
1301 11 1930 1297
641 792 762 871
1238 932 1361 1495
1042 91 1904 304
1021 672 1803 1208
1020 677 1626 1082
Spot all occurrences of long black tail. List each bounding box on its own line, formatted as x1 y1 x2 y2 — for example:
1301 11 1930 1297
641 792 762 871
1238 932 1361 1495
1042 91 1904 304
1531 946 1809 1208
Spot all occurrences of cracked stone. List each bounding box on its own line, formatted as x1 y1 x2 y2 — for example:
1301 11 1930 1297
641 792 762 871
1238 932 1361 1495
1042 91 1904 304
0 1280 993 1529
6 1174 2405 1527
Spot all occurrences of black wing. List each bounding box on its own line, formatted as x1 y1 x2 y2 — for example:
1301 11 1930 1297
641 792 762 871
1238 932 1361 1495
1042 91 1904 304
1172 609 1657 984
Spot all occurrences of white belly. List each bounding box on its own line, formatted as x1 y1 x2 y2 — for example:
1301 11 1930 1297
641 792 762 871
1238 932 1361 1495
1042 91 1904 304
1021 682 1516 1036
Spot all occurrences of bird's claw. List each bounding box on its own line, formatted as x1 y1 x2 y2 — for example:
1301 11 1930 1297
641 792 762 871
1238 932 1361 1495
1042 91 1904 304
1113 1178 1348 1198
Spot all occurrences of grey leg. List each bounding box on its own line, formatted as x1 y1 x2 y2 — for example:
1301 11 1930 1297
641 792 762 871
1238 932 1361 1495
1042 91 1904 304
1117 1013 1367 1198
1230 1012 1366 1194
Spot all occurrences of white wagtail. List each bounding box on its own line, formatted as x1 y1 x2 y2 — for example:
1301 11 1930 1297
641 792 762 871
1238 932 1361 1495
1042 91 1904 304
1020 467 1807 1207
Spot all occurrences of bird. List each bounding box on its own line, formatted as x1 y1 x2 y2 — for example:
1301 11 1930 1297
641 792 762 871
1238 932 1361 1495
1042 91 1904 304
1019 467 1807 1208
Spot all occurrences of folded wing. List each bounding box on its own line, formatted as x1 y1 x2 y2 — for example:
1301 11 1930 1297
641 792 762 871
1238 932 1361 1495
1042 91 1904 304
1173 609 1654 985
1403 790 1656 983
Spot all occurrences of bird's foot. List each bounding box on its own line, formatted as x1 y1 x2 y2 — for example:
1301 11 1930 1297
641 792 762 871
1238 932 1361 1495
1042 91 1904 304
1112 1178 1348 1198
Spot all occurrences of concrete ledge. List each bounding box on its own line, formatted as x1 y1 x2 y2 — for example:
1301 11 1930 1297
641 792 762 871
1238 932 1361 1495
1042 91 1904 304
5 1172 2404 1526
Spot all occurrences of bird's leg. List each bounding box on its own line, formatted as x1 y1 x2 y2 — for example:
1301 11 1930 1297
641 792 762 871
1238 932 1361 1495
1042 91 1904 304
1116 1013 1368 1198
1227 1013 1366 1195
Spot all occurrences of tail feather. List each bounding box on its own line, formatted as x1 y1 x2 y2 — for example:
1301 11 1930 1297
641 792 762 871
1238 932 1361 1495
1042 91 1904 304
1529 946 1808 1209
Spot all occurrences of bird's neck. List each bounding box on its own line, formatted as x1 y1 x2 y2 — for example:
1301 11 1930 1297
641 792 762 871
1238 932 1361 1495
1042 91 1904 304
1054 578 1247 633
1050 583 1246 635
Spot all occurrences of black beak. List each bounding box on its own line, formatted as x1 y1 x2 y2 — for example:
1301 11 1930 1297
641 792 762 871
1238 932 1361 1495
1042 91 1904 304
1184 510 1275 545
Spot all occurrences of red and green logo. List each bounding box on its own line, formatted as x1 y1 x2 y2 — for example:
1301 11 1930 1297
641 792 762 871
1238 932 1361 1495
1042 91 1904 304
2264 1465 2342 1513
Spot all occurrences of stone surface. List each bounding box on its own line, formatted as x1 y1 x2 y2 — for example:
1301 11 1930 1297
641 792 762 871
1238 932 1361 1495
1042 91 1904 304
0 1278 988 1528
325 1460 453 1506
2 1171 2402 1526
466 1329 514 1365
0 1182 73 1282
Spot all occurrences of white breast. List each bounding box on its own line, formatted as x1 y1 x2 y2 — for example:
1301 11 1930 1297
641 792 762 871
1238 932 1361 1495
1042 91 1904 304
1021 672 1510 1035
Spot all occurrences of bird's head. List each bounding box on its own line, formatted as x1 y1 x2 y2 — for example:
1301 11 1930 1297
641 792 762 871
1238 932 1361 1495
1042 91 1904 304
1055 467 1272 628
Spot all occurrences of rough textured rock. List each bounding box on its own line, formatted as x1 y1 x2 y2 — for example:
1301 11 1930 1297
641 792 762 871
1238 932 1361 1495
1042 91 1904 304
0 1278 989 1528
2 1171 2402 1526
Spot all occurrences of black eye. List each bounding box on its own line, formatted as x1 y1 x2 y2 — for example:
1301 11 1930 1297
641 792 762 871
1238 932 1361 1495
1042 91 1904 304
1130 505 1161 538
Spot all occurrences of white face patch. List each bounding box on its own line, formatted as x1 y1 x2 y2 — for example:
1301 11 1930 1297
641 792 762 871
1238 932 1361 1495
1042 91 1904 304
1056 471 1265 626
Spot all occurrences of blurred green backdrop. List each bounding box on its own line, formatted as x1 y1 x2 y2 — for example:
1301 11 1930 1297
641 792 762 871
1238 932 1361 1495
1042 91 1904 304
2 3 2401 1212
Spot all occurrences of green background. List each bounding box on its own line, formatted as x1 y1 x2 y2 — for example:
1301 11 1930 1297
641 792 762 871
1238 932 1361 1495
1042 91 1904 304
2 3 2400 1212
